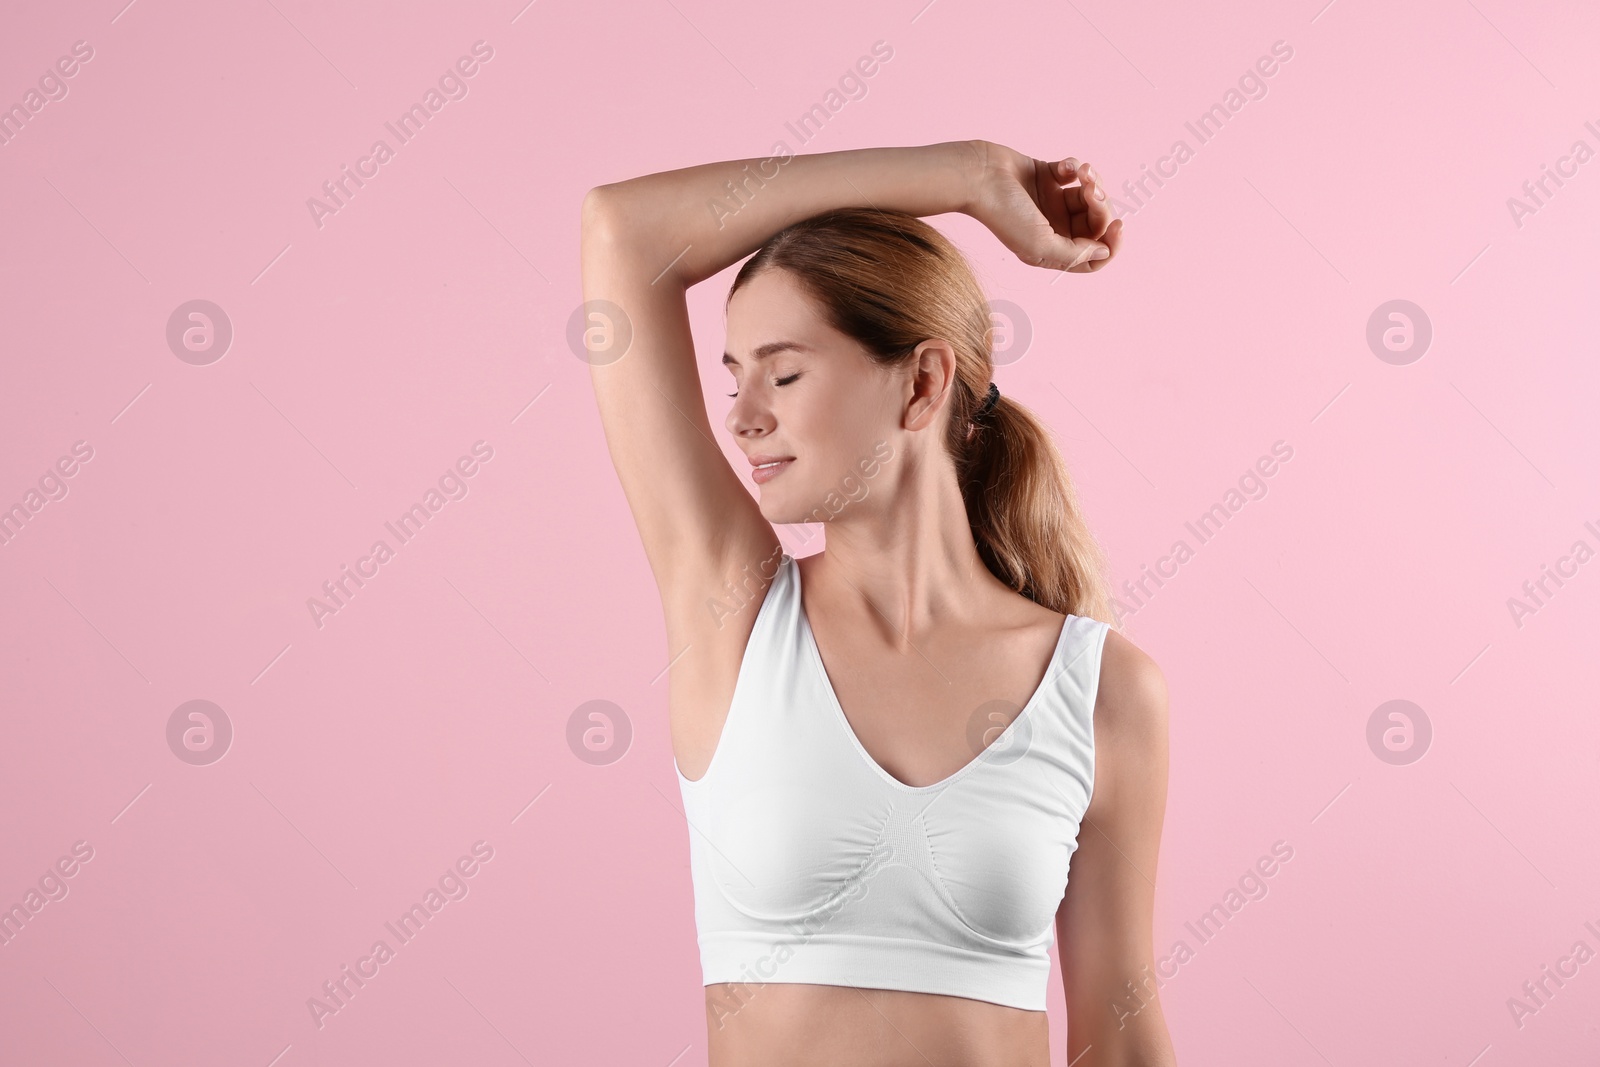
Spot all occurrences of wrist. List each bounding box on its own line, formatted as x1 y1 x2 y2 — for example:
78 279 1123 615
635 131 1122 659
944 139 989 216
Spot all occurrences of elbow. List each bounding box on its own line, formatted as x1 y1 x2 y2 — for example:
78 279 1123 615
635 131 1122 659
580 184 683 289
581 184 627 242
582 185 641 269
581 184 611 224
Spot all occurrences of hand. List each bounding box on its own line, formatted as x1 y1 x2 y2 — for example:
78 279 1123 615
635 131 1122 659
963 140 1123 272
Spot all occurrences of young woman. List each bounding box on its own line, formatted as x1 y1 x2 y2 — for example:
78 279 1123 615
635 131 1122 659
581 140 1175 1067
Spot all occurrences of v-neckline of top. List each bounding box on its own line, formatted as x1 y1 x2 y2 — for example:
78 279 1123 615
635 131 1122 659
792 555 1072 794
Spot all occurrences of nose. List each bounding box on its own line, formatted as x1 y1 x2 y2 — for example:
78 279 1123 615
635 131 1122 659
726 393 772 438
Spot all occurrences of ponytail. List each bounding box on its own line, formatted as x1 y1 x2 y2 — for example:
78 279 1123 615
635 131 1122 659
958 394 1113 623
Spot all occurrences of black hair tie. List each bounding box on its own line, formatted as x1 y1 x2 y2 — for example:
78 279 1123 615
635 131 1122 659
973 381 1000 422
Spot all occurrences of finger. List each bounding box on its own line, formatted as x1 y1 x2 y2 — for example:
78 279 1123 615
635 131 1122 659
1053 158 1091 225
1077 164 1113 238
1075 218 1123 272
1061 235 1109 271
1105 215 1124 255
1032 231 1092 271
1064 181 1087 233
1061 163 1098 236
1032 157 1075 242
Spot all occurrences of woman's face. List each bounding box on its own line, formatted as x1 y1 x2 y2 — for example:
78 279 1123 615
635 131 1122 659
723 268 920 526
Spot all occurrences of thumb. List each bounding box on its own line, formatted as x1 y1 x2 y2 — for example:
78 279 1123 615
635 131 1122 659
1050 234 1109 270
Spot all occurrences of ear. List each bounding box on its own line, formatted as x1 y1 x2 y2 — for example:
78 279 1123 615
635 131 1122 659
904 339 958 432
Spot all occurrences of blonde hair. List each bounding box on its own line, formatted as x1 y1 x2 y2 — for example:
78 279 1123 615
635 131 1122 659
729 207 1114 626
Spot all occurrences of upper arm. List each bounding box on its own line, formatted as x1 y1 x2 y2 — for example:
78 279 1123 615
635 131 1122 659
580 187 781 624
1055 628 1177 1066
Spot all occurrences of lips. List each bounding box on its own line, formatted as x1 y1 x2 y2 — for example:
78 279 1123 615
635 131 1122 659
748 455 794 485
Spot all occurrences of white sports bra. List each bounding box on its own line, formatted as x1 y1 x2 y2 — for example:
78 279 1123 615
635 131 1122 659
674 553 1110 1011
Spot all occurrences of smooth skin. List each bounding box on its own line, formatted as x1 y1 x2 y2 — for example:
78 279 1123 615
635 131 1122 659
582 140 1175 1067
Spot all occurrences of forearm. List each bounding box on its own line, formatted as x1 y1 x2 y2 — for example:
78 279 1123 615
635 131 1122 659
586 140 981 287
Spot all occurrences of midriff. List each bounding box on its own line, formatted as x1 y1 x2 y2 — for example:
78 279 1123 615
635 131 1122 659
704 981 1051 1067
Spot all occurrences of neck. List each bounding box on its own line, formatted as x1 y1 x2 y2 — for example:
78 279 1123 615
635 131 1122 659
808 449 996 650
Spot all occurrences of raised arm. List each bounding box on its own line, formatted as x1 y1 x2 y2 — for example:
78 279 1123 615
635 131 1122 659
585 141 983 291
579 141 985 618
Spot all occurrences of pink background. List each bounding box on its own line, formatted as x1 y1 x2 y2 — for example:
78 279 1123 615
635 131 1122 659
3 0 1598 1063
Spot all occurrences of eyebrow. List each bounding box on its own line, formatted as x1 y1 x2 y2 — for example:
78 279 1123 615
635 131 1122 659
722 341 809 366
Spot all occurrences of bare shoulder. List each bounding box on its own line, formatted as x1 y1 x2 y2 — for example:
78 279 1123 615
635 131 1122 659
1089 628 1170 808
1095 627 1169 740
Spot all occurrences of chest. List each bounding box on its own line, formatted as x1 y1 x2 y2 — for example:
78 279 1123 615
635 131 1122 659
805 608 1066 790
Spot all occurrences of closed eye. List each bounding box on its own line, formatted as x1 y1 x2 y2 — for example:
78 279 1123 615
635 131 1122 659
728 372 801 398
